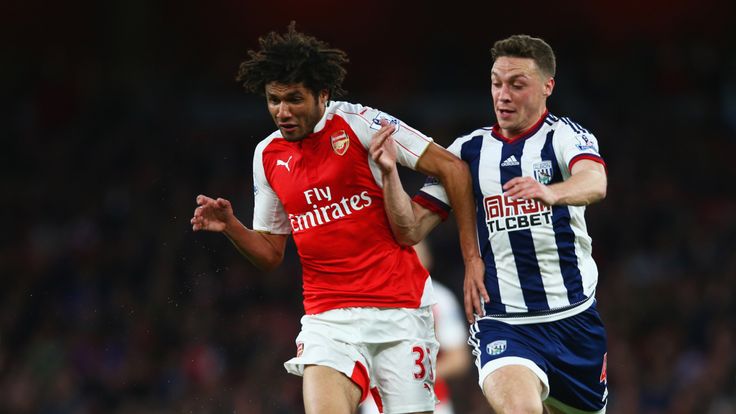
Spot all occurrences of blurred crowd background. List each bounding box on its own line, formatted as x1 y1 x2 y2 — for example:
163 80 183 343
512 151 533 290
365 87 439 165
2 1 736 413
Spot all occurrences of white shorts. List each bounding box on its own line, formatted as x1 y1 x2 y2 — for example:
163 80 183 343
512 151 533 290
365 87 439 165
284 306 439 414
360 393 454 414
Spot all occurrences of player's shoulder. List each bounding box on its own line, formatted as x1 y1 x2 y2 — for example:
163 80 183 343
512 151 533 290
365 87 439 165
450 126 493 147
329 100 387 129
329 100 369 115
254 131 284 154
548 113 594 137
548 113 602 153
328 100 373 120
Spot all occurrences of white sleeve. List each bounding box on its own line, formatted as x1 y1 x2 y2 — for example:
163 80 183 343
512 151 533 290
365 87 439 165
553 120 604 178
345 104 434 170
252 140 291 234
433 282 468 348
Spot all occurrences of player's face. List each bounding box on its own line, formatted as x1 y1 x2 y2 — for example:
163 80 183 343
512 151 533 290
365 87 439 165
491 56 554 138
265 82 328 141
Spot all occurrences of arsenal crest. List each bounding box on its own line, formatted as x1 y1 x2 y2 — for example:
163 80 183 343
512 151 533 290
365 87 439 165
331 130 350 156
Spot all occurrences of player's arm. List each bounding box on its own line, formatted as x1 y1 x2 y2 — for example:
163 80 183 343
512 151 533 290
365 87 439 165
414 142 484 261
413 138 488 322
371 125 488 321
370 124 443 245
502 159 607 206
191 195 287 271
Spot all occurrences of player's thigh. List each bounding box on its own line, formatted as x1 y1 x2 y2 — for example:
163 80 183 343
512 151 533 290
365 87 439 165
369 308 438 414
544 306 608 413
284 308 374 403
483 364 544 414
303 365 362 414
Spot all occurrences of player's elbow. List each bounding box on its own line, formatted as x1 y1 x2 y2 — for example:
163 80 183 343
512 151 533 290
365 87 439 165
391 224 424 247
588 166 607 204
249 250 285 272
444 156 471 182
597 185 607 202
254 256 283 272
590 178 607 204
395 231 423 247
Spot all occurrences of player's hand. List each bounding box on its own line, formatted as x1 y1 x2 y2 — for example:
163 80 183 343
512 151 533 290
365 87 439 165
369 122 398 175
503 176 557 206
463 256 489 323
191 194 234 232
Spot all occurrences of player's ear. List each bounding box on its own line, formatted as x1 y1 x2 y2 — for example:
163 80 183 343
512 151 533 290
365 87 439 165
543 77 555 98
318 89 329 106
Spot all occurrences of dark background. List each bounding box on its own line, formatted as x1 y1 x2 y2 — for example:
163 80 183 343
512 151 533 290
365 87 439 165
2 1 736 413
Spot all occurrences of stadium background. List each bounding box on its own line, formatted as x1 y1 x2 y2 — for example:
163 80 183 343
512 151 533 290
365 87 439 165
2 0 735 412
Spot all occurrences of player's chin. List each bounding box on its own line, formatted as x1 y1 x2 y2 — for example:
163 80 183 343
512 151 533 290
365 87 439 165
281 128 306 141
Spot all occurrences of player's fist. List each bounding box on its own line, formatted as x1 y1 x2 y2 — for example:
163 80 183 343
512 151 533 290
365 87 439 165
191 195 234 232
502 176 557 206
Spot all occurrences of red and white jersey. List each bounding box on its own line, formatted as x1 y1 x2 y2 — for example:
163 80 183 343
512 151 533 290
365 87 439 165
252 101 435 314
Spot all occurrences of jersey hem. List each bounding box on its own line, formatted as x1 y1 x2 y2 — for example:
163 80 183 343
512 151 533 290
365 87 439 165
479 295 595 325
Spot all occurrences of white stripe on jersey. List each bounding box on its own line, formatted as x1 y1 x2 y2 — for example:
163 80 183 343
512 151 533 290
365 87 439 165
520 132 571 311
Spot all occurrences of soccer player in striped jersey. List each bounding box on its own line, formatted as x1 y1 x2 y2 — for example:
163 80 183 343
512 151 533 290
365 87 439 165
370 35 609 413
190 23 483 414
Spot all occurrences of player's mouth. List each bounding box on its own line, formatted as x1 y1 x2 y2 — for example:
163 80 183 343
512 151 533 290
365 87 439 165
279 123 299 133
497 109 515 120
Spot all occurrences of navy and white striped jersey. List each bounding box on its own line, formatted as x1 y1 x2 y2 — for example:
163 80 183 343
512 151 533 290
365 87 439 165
417 112 606 324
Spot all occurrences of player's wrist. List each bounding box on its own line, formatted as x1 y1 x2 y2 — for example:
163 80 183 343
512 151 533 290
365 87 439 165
222 215 244 236
462 254 483 264
381 164 399 177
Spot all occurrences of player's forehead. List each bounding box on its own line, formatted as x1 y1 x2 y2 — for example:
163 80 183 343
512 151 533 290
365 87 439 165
265 82 310 97
491 56 540 80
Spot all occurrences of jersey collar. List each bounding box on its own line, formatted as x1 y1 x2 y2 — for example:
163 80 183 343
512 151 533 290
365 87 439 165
309 102 332 136
491 110 548 144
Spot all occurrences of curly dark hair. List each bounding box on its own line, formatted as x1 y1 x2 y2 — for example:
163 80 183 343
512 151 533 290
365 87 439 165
236 22 349 99
491 34 556 77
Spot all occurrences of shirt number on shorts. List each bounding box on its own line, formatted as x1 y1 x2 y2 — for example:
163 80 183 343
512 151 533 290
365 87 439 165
411 346 434 380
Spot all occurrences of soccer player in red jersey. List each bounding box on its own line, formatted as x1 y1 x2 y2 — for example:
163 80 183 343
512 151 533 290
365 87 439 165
190 23 483 414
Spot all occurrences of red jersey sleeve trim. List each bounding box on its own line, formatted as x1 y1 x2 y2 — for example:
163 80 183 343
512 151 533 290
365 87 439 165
569 154 607 175
412 192 450 221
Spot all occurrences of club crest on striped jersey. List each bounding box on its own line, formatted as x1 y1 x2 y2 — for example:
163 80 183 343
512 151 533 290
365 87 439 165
331 130 350 156
533 160 553 185
486 340 507 356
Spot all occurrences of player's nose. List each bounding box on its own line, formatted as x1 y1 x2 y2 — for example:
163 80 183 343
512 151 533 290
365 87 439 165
497 84 512 101
275 102 292 118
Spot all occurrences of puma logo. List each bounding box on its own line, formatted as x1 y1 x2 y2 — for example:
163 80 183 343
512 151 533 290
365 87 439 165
277 156 293 172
